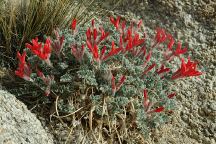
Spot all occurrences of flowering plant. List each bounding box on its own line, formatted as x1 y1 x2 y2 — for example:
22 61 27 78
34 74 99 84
14 16 202 142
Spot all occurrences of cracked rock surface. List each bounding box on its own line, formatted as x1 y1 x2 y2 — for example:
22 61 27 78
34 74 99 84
0 90 53 144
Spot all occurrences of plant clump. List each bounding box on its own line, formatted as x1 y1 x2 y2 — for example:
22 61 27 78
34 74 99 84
11 16 202 143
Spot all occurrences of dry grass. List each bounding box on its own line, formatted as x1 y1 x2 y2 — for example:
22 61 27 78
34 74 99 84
46 87 148 143
0 0 101 56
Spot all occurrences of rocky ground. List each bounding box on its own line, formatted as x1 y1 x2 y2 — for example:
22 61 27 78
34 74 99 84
103 0 216 143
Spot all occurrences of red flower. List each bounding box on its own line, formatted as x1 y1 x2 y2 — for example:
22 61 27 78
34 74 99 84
93 28 97 41
132 32 145 47
146 106 165 114
155 28 166 44
137 20 142 29
110 16 121 30
97 27 109 44
130 45 146 57
71 44 85 62
91 19 95 27
86 40 99 61
111 75 126 95
15 51 32 81
51 29 64 57
153 106 165 113
36 68 54 96
171 57 202 80
25 37 42 55
156 65 170 74
26 37 52 66
103 41 122 61
100 46 107 60
26 37 52 60
142 63 156 75
86 28 91 40
173 41 187 56
167 34 175 50
145 51 152 63
121 21 126 34
85 23 109 46
71 19 77 30
143 89 150 111
167 93 176 99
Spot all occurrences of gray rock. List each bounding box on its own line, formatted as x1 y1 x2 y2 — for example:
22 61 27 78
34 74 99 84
0 90 53 144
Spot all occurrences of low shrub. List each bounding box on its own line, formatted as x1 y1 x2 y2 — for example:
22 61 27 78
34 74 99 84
12 16 202 143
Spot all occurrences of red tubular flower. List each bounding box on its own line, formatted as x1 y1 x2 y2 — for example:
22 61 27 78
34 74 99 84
173 41 187 56
86 40 108 63
100 46 107 60
36 68 54 96
25 37 42 55
93 28 97 41
86 40 99 61
156 65 170 74
116 75 126 90
121 21 126 34
145 51 152 62
71 44 85 62
93 44 99 60
97 27 109 44
37 69 48 84
86 28 91 40
15 51 32 81
142 63 156 75
143 89 150 111
167 93 176 99
137 20 142 29
86 40 93 51
171 57 202 80
26 37 52 66
26 37 52 60
123 27 145 53
136 46 146 58
167 34 175 50
91 19 95 27
146 106 165 114
119 35 123 50
153 106 165 113
125 27 132 42
71 19 77 30
103 41 122 61
143 51 152 66
111 75 116 95
110 16 121 30
17 51 26 64
51 29 65 57
155 28 166 44
111 75 126 95
133 32 145 47
125 35 133 51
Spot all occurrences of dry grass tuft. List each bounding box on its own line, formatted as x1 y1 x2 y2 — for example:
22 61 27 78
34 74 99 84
0 0 102 59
